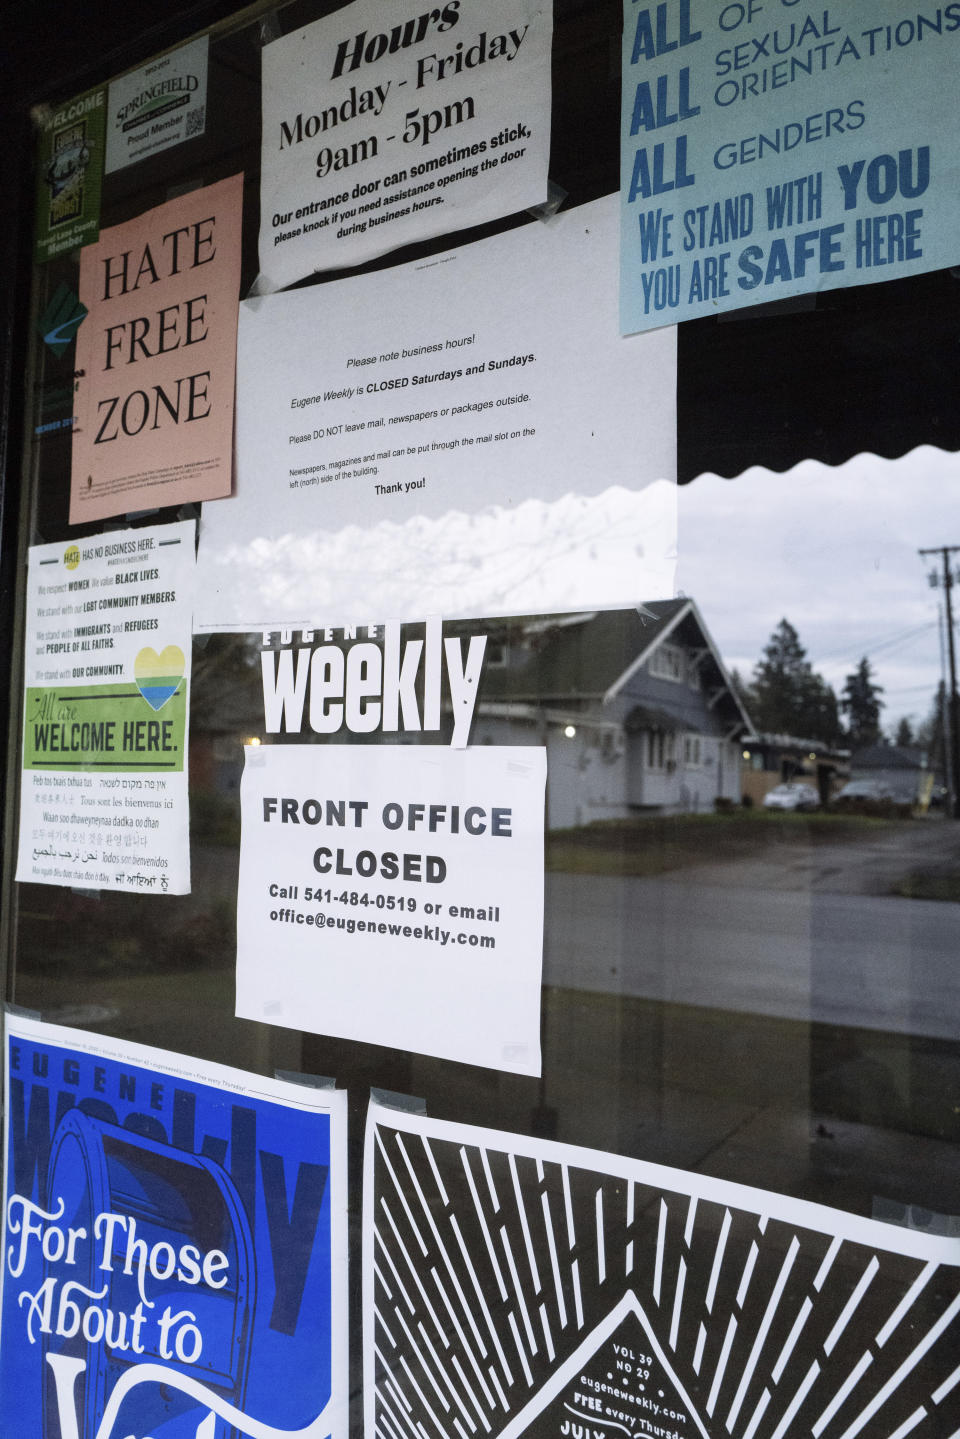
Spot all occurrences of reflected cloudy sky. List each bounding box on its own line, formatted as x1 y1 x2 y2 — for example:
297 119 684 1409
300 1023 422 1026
678 447 960 727
196 444 958 730
195 480 677 631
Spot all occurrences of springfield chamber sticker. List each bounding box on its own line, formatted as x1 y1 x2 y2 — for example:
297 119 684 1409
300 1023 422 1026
364 1100 960 1439
259 0 552 286
620 0 960 332
34 86 107 264
237 740 546 1074
71 172 243 525
16 520 195 895
105 36 209 174
195 196 677 632
0 1014 347 1439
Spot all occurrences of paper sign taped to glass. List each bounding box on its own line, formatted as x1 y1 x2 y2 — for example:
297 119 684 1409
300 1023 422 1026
16 520 195 895
70 173 243 524
194 195 677 633
258 0 552 287
621 0 960 332
0 1014 347 1439
236 742 546 1075
105 36 209 174
364 1097 960 1439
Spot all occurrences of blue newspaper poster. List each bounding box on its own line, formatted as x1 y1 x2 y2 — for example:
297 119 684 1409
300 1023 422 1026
621 0 960 332
0 1014 347 1439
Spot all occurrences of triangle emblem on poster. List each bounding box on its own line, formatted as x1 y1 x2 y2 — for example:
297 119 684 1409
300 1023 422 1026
497 1291 711 1439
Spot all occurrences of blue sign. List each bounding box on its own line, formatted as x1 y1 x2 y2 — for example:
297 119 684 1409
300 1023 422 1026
0 1016 347 1439
621 0 960 331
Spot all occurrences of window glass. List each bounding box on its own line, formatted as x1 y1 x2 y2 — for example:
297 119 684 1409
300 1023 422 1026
3 2 960 1433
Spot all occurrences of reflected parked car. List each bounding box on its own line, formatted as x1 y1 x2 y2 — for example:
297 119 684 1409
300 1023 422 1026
762 782 820 811
831 779 896 806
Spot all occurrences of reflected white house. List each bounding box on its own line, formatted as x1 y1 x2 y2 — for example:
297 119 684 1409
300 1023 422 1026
461 599 753 827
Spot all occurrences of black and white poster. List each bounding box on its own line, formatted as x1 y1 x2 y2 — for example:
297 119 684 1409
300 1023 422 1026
364 1100 960 1439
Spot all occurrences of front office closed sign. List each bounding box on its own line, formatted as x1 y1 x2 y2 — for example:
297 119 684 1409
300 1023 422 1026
236 742 547 1074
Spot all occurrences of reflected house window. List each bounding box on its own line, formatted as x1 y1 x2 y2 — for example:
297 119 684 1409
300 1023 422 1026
646 729 675 770
683 734 702 767
649 641 685 682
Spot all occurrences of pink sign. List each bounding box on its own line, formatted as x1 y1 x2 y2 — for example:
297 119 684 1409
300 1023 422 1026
71 172 243 523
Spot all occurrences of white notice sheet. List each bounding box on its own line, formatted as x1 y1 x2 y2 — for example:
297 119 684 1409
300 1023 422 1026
196 195 676 631
259 0 552 285
237 742 546 1074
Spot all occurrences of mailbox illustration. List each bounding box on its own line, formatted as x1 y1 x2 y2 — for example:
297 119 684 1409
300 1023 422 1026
42 1109 256 1439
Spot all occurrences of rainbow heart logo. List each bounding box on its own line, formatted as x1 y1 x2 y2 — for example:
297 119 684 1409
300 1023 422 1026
134 645 185 711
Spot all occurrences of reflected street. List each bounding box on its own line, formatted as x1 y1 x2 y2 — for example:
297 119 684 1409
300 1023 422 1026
545 867 960 1040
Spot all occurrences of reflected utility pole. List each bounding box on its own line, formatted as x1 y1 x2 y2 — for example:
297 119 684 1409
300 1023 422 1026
920 545 960 819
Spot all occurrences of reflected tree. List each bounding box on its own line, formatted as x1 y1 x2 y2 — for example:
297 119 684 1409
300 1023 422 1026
750 618 842 743
841 655 885 748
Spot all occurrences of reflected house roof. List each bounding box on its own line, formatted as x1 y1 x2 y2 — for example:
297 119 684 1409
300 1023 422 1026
852 744 928 772
469 599 753 738
750 732 850 763
475 601 686 700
